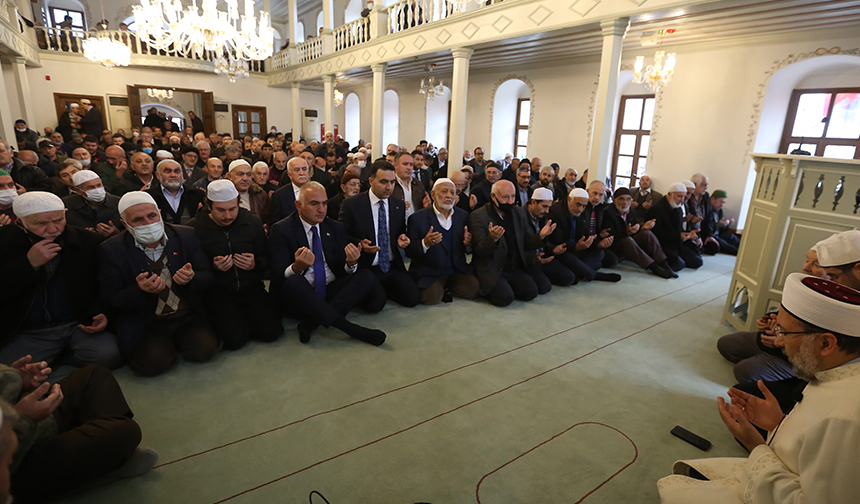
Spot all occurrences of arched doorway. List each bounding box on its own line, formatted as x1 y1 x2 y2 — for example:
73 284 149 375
384 89 399 148
345 93 361 147
490 78 531 160
425 86 451 149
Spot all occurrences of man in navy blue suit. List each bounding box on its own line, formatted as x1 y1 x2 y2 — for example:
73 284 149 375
269 156 309 224
406 178 479 305
268 182 386 345
339 161 421 310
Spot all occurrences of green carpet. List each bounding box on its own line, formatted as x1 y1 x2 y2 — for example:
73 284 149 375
56 254 749 504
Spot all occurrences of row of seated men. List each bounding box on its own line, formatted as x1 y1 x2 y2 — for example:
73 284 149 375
657 229 860 503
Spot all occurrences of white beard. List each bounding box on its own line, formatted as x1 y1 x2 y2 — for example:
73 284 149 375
788 337 821 382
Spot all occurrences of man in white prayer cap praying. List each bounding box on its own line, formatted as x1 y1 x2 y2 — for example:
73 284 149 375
658 272 860 504
0 192 121 368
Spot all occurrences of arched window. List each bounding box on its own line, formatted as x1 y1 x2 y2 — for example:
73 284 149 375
491 79 530 160
295 21 305 43
345 93 361 147
316 11 324 35
424 86 451 150
779 87 860 159
384 89 399 148
611 95 655 189
344 0 363 24
46 0 87 29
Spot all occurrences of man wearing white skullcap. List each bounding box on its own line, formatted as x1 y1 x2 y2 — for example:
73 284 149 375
145 158 205 225
99 190 218 376
0 191 121 370
226 158 271 223
659 272 860 504
187 180 282 349
405 177 481 304
645 182 703 272
813 229 860 290
546 186 621 283
523 186 576 288
62 170 122 236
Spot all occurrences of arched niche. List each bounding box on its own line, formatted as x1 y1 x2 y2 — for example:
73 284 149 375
424 86 451 149
738 52 860 225
490 77 532 161
344 0 363 24
345 93 361 147
384 89 399 148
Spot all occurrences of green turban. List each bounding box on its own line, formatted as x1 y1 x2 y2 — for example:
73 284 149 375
712 189 727 199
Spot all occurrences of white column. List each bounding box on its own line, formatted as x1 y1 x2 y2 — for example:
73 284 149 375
291 82 302 141
0 61 17 147
11 57 35 128
447 47 474 173
287 0 299 64
321 0 334 53
322 74 335 136
371 62 387 155
369 3 388 40
589 17 630 186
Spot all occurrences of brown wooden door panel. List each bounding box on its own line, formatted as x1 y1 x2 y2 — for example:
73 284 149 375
53 93 106 132
127 85 142 128
232 105 267 139
201 92 216 136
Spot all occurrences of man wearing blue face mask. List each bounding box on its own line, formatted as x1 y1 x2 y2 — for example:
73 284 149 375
99 192 219 376
0 191 120 370
62 170 122 237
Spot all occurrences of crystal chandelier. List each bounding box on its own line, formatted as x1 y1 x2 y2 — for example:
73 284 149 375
82 36 131 68
419 64 444 101
215 53 250 82
333 88 344 107
633 29 676 92
133 0 275 62
147 88 174 100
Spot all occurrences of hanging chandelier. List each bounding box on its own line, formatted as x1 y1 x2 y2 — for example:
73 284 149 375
147 88 174 100
419 64 444 101
334 88 344 107
133 0 275 62
215 53 250 82
82 36 131 68
633 29 676 92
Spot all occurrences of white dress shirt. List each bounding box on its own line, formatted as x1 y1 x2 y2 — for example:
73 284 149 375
397 177 414 220
422 203 454 253
283 217 356 285
239 191 251 210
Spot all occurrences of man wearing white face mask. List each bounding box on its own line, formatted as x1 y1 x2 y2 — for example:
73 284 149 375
99 192 219 376
0 169 20 226
62 170 121 237
0 192 121 370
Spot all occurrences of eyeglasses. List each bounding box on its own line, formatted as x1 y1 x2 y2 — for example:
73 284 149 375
774 326 814 339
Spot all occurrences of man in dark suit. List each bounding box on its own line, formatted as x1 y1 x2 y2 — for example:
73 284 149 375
269 182 385 345
79 99 105 137
514 165 533 207
410 150 432 192
0 140 52 192
391 151 429 220
188 111 205 135
451 170 473 214
327 173 362 220
146 160 205 225
470 162 503 211
525 188 576 287
469 180 557 307
603 187 675 279
646 183 703 272
100 192 219 376
554 168 579 200
339 161 421 309
406 178 479 305
629 175 662 220
143 107 163 130
270 156 309 224
546 186 621 283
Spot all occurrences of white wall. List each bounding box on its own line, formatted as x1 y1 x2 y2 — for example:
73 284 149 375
424 86 451 149
344 92 360 146
26 55 324 138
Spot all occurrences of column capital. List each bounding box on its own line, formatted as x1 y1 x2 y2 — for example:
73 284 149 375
600 17 630 37
291 82 301 89
321 74 336 84
450 47 474 60
371 62 388 73
11 57 27 66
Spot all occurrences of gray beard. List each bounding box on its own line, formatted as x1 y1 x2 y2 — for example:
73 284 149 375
162 179 182 191
788 337 821 382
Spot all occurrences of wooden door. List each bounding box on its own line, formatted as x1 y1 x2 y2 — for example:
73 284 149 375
127 85 142 128
201 92 216 135
232 105 267 138
53 93 106 131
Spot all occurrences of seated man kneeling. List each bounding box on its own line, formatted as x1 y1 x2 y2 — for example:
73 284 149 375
100 192 220 376
269 182 386 345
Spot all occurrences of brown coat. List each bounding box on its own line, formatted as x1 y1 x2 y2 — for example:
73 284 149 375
248 182 271 225
391 176 428 213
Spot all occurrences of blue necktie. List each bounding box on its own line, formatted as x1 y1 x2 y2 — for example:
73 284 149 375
377 200 390 273
311 226 326 297
569 219 577 243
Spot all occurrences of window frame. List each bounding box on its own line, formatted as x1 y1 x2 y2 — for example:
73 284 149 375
611 94 655 189
514 98 530 159
49 7 87 30
779 87 860 160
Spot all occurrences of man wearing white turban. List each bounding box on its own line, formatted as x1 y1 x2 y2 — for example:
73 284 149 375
0 192 121 369
99 191 219 376
646 182 703 271
658 272 860 504
62 170 122 236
